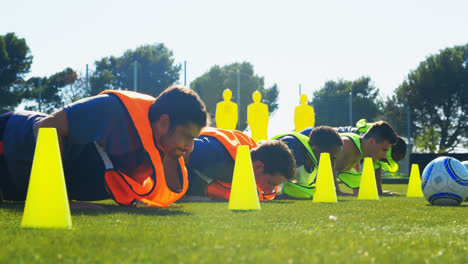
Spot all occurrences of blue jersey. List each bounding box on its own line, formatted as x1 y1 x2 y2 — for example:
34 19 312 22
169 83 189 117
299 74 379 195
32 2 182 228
63 94 147 172
185 135 234 195
300 126 359 137
1 94 146 200
275 135 307 168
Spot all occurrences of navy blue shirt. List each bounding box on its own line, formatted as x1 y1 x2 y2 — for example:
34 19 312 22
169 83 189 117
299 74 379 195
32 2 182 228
2 94 146 200
185 135 234 195
63 94 146 172
300 126 359 137
276 135 306 168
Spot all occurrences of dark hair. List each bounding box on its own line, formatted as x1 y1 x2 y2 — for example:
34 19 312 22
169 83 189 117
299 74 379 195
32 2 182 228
363 121 398 145
392 136 407 162
309 126 343 149
251 140 296 180
149 85 209 129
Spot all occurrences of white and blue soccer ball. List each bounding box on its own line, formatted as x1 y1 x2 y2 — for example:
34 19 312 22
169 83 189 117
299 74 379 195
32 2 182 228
421 156 468 206
462 160 468 171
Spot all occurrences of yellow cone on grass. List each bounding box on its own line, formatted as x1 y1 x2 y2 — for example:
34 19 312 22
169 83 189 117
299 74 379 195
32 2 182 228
313 153 337 203
228 145 260 210
406 164 423 197
21 128 72 228
358 157 379 200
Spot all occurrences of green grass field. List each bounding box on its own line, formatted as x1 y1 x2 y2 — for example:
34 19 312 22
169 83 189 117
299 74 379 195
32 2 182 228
1 184 467 263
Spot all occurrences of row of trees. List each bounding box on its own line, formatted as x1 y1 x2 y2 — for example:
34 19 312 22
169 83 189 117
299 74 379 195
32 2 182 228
0 33 79 113
310 43 468 152
1 32 467 152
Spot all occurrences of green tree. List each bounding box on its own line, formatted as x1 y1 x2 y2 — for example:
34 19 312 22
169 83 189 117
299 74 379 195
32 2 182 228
191 62 279 131
415 126 441 153
381 95 408 137
311 77 381 127
58 72 89 105
24 68 78 113
90 43 180 96
0 33 33 112
393 44 468 152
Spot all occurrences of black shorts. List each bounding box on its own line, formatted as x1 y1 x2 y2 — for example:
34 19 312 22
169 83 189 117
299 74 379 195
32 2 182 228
0 112 19 200
63 143 110 201
0 111 109 201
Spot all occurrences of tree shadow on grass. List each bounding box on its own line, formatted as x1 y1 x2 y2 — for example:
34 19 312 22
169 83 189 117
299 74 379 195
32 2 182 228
0 201 190 216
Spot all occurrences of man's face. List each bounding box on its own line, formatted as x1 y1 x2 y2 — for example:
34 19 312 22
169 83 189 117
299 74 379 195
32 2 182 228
255 171 287 194
160 122 202 159
370 139 392 161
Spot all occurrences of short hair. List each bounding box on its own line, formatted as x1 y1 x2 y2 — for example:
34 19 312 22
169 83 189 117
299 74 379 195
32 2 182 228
251 140 296 180
309 126 343 149
149 85 209 129
363 121 398 145
392 136 407 162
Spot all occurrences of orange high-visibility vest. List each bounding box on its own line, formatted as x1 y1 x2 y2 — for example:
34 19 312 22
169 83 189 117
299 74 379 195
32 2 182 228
199 127 278 201
99 90 188 207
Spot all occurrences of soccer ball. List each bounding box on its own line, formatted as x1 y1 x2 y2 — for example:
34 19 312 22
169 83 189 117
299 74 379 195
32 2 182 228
462 160 468 171
421 156 468 206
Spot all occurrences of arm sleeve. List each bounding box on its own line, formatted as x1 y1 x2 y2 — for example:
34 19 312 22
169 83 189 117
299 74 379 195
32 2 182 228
299 127 313 137
187 136 234 182
188 136 228 170
63 94 139 155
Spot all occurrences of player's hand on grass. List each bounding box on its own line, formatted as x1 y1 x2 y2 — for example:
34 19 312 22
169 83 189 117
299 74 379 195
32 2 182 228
379 190 399 196
69 201 104 209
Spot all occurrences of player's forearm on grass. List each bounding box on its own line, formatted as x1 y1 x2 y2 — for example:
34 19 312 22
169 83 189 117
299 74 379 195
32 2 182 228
33 108 69 152
375 168 383 194
332 167 342 193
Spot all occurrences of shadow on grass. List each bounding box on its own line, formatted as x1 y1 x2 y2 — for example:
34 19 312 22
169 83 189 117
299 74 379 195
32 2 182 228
178 200 226 204
424 204 468 208
72 204 190 216
270 200 295 204
0 201 24 212
336 199 353 202
0 201 190 216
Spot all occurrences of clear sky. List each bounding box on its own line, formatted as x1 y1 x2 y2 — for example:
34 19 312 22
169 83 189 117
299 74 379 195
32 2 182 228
1 0 468 136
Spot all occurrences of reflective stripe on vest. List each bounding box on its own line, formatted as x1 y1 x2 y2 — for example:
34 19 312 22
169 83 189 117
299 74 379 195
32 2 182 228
199 127 277 201
98 90 188 207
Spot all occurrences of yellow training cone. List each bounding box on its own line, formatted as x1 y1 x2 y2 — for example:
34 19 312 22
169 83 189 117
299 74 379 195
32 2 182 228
313 153 337 203
228 145 261 210
406 164 423 197
358 157 379 200
22 128 72 228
